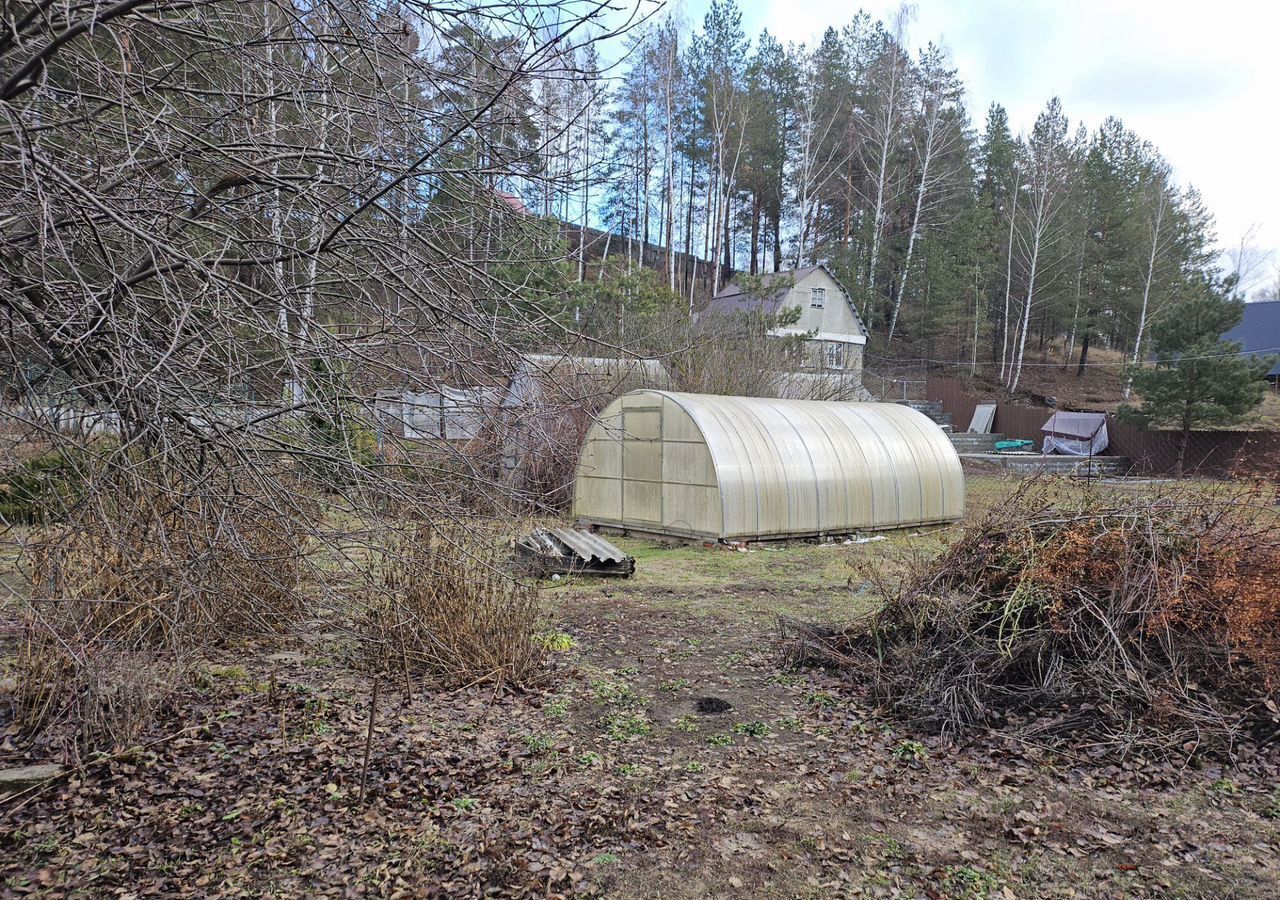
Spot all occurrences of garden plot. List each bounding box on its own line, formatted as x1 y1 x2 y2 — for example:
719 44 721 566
2 482 1278 897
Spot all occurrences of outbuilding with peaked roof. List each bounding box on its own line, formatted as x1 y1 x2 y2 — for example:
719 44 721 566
1222 299 1280 384
573 390 964 541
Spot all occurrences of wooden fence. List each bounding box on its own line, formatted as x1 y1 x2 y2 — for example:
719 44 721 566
927 376 1280 478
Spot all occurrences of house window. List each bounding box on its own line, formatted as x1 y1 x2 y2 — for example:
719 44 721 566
809 287 826 309
825 342 844 370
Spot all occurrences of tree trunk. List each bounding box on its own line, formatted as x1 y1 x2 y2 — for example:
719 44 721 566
1009 229 1040 394
1075 329 1091 377
1063 232 1086 367
722 196 731 274
684 152 695 296
664 62 676 293
264 4 284 331
598 228 612 282
998 178 1020 383
578 102 591 284
1125 189 1166 399
772 205 782 272
1176 419 1190 477
971 261 981 376
749 191 760 275
865 137 890 328
887 183 924 344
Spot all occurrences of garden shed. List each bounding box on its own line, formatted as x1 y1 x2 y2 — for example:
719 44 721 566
573 391 964 541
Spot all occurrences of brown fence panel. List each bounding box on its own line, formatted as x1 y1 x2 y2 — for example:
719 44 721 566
926 375 1280 478
1109 423 1280 477
929 377 978 433
927 376 1049 443
992 405 1049 443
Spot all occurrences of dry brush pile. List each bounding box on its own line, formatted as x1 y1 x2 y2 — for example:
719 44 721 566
780 479 1280 757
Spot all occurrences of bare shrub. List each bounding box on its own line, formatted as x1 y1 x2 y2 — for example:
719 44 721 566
673 308 808 398
360 525 544 688
779 479 1280 757
11 623 187 760
499 402 597 512
371 439 512 520
26 475 310 649
9 464 313 754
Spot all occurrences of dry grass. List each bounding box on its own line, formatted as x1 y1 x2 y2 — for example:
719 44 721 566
359 524 545 688
11 628 187 759
26 484 308 648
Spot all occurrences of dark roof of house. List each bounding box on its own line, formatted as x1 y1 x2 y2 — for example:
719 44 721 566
1222 300 1280 377
705 266 867 338
706 266 823 315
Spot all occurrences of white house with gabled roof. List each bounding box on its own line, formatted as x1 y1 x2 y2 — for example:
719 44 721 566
706 265 867 377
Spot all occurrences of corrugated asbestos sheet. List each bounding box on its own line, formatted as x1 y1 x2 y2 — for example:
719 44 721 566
544 528 629 563
516 528 635 576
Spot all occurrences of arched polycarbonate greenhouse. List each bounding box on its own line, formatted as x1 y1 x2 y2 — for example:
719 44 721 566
572 390 965 541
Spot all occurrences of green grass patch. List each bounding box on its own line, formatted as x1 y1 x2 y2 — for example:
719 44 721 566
590 678 644 708
534 631 576 652
601 711 651 741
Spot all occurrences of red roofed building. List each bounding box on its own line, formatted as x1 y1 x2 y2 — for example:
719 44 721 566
492 187 532 216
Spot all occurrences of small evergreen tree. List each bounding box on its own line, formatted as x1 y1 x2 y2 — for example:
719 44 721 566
1120 276 1273 474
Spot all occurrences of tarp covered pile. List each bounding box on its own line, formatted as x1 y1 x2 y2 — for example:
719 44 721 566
1041 411 1108 457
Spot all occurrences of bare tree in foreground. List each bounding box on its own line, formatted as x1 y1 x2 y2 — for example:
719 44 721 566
0 0 644 751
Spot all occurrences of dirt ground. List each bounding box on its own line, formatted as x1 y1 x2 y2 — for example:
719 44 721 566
2 528 1279 898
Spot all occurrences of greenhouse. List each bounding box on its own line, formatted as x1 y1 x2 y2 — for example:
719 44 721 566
572 390 965 541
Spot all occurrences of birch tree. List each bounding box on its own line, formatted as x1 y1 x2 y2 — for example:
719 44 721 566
885 42 965 344
855 5 913 329
1008 98 1075 393
1124 161 1174 398
791 41 852 268
694 0 749 293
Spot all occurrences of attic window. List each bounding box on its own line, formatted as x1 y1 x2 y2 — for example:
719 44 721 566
810 287 826 309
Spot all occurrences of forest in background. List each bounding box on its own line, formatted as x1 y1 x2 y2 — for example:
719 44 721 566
483 1 1266 394
5 0 1265 416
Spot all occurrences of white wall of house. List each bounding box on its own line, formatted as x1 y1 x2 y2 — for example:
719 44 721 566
766 268 866 375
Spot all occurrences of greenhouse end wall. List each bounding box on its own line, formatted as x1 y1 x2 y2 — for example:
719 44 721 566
572 390 964 541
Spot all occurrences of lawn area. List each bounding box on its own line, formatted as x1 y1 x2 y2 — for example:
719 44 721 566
543 530 938 625
3 481 1279 897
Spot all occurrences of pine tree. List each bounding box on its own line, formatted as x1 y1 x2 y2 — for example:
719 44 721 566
1120 277 1273 474
977 103 1019 370
741 30 794 275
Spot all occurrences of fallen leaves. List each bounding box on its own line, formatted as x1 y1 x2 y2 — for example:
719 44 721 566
2 598 1279 897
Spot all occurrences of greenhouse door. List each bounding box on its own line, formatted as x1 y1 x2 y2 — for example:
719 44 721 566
620 404 663 527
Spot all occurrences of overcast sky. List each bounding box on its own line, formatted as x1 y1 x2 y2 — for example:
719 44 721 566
664 0 1279 292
